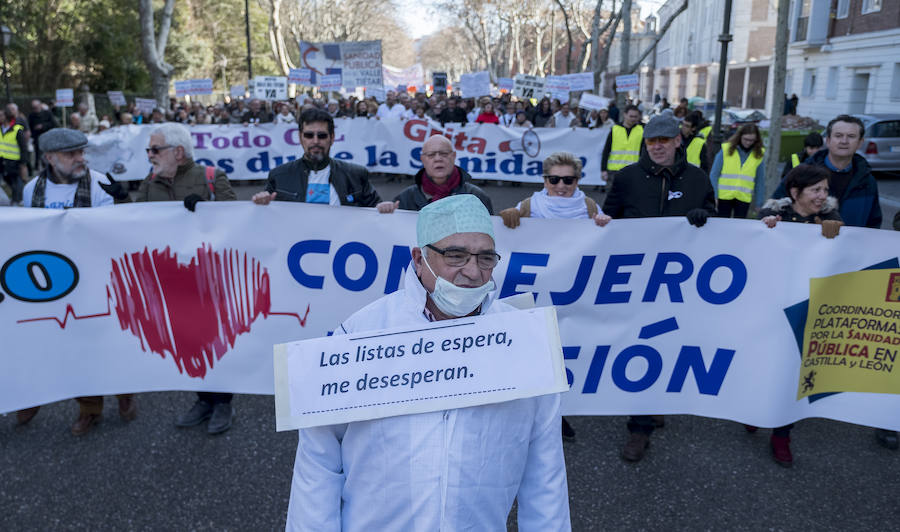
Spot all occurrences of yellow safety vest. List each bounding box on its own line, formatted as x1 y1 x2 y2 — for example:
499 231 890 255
608 124 643 171
718 142 764 203
0 124 23 161
686 136 706 167
791 153 800 168
698 125 712 139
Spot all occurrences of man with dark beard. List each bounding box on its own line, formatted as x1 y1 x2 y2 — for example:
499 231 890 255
252 108 380 207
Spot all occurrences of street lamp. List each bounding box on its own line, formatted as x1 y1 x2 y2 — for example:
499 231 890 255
0 25 11 103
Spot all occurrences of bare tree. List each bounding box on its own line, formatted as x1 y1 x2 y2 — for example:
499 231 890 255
139 0 176 108
625 0 689 74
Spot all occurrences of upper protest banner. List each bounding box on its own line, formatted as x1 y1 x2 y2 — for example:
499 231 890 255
459 71 491 99
298 40 383 89
84 120 610 184
274 307 567 430
383 64 424 91
1 205 899 432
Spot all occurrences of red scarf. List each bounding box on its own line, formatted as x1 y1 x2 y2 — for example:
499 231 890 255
421 167 461 202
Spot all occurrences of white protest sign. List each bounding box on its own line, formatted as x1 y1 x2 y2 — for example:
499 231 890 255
563 72 595 92
545 76 571 101
107 91 127 106
459 71 491 99
274 306 567 430
498 77 514 92
319 74 343 92
230 84 245 99
56 89 74 107
513 75 546 100
289 68 313 85
366 86 386 102
191 78 213 95
134 98 157 114
578 93 609 111
253 76 288 100
616 74 639 92
174 80 190 97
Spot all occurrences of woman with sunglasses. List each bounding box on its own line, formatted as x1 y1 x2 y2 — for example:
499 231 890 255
500 151 609 230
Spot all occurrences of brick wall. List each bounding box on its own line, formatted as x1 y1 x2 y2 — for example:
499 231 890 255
832 0 900 36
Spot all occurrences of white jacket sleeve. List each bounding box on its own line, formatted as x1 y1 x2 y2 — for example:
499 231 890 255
286 424 348 531
514 393 572 531
286 322 351 531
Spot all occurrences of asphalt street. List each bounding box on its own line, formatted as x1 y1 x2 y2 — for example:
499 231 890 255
3 173 899 531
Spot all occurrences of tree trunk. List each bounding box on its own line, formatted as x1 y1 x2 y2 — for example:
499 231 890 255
595 5 623 93
764 0 791 198
138 0 176 109
554 0 574 74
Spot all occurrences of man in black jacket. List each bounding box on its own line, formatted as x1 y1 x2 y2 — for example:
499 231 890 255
376 135 493 214
601 113 716 463
437 97 468 126
252 108 380 207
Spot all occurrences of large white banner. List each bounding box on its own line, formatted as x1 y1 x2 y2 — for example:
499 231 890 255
1 204 899 430
382 64 424 91
85 120 609 184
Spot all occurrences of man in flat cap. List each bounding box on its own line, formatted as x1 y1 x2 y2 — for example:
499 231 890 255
16 128 135 435
601 111 716 463
287 194 571 531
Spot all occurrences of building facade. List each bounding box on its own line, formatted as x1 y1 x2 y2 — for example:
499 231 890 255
646 0 777 110
786 0 900 123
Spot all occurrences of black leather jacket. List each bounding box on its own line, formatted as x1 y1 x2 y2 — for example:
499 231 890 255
265 157 381 207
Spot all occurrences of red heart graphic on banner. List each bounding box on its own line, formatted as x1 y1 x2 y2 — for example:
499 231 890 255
108 245 308 379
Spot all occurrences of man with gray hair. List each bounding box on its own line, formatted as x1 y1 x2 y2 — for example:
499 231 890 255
287 194 570 530
136 122 238 434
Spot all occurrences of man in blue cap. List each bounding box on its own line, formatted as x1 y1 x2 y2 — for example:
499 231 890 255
286 194 571 531
601 111 716 462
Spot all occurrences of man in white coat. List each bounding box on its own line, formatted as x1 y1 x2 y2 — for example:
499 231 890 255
286 194 571 531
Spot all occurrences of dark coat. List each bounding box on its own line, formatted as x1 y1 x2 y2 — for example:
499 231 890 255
758 196 842 224
394 166 494 214
265 157 380 207
602 149 717 219
773 150 881 228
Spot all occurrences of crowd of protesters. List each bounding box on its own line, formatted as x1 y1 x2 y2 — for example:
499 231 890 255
2 86 896 467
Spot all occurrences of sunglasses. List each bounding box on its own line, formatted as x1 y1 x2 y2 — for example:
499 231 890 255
145 145 173 155
644 137 673 146
544 175 577 185
302 131 330 139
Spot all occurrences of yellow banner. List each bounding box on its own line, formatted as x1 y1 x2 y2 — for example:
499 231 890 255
798 269 900 398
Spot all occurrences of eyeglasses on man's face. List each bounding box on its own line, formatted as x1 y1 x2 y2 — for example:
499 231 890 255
426 244 500 270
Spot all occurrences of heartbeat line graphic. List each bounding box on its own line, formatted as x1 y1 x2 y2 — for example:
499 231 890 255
16 287 113 327
18 245 309 379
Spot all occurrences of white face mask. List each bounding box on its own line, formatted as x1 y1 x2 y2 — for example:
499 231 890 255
423 257 495 317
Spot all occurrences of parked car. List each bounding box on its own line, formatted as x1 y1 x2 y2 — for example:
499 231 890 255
856 114 900 174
